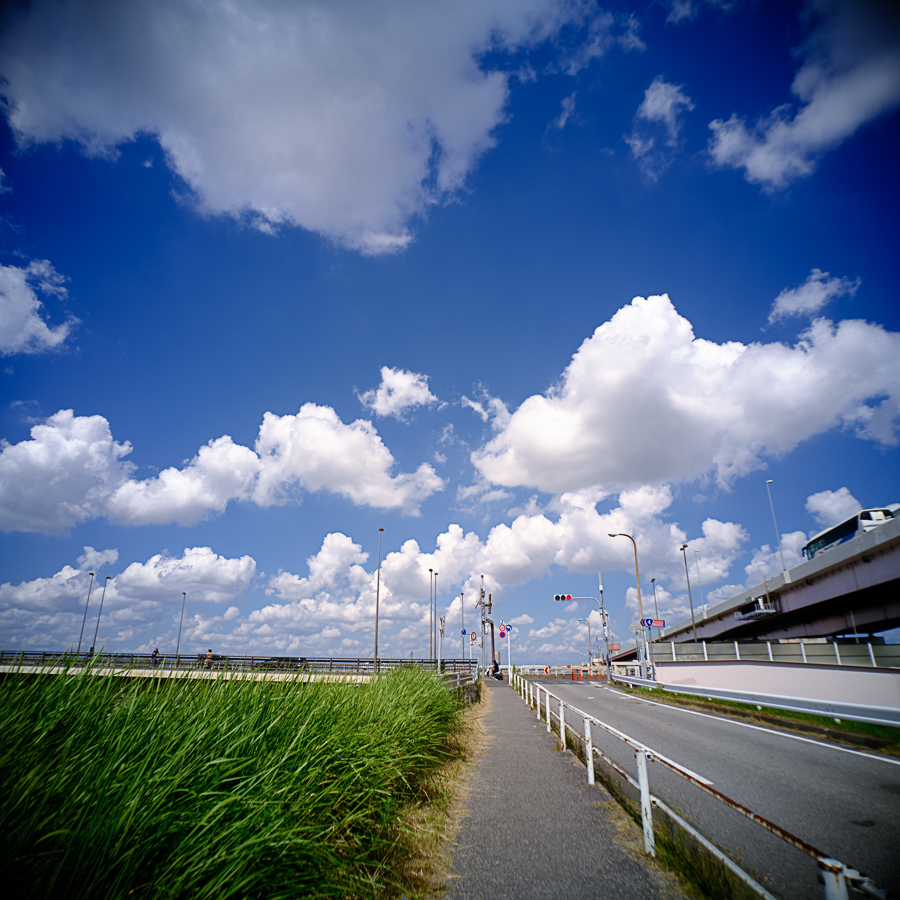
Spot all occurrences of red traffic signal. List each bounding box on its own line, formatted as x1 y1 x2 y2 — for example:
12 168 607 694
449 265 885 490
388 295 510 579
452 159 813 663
554 593 573 601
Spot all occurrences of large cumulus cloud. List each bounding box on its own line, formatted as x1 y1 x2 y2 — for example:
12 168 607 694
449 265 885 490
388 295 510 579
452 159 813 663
471 294 900 494
0 403 444 533
0 0 633 253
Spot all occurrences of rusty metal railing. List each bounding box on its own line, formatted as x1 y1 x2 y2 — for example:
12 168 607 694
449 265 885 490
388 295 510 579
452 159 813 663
511 672 885 900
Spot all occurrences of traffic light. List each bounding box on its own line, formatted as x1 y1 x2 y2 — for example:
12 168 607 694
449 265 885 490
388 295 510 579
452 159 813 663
554 593 573 601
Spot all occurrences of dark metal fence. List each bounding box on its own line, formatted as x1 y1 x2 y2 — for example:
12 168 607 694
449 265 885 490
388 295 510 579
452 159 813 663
0 649 479 682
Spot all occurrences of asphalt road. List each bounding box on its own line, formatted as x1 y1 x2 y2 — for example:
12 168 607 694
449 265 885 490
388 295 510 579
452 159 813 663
539 680 900 899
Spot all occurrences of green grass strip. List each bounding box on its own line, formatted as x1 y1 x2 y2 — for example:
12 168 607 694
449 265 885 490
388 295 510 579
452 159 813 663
0 660 465 899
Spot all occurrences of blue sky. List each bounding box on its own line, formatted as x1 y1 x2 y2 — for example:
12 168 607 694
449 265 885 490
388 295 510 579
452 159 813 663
1 0 898 663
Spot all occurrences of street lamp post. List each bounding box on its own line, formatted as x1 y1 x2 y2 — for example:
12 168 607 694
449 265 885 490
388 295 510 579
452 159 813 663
176 591 187 659
599 575 611 682
694 550 706 612
578 617 592 670
433 572 438 663
651 577 662 642
91 575 111 655
77 572 95 656
460 591 465 658
680 543 698 641
374 528 384 671
428 567 433 659
765 479 787 574
610 532 646 678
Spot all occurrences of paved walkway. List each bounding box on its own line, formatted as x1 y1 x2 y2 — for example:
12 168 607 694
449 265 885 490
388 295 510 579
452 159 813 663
440 679 686 900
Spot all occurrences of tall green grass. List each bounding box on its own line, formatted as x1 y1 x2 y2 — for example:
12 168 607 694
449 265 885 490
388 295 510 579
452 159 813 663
0 662 465 899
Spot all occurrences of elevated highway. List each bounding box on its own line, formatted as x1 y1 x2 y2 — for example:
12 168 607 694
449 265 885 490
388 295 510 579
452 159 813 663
662 516 900 644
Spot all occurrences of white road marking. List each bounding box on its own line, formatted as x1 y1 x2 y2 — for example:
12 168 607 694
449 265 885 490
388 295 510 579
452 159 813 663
567 684 714 784
619 690 900 767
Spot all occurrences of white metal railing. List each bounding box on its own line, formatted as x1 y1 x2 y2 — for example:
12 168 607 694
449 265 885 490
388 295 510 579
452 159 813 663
651 640 900 669
510 671 885 900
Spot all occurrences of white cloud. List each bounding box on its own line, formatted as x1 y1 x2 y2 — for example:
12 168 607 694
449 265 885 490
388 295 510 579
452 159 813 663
0 410 134 533
805 486 861 528
551 92 577 130
0 0 624 255
666 0 735 25
0 260 77 355
0 545 252 650
472 294 900 494
107 436 261 526
636 76 694 144
0 403 444 533
667 1 696 24
358 366 438 419
253 403 444 514
743 531 807 585
266 532 370 600
769 268 860 323
461 390 511 428
77 546 119 571
708 0 900 190
116 547 257 604
626 76 694 179
0 562 99 614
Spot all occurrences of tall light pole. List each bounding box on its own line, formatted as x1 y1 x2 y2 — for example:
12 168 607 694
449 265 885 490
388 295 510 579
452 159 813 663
428 567 433 658
578 617 592 668
680 543 698 641
460 591 465 658
77 571 95 656
651 577 661 641
694 551 706 611
599 574 611 682
176 591 187 659
433 572 439 662
374 527 384 670
610 532 646 678
91 575 111 655
765 479 787 574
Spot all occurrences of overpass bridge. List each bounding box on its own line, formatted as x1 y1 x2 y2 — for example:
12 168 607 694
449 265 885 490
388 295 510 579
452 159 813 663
661 515 900 644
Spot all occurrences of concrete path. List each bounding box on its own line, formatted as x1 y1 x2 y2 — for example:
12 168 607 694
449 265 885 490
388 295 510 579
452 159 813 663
440 679 686 900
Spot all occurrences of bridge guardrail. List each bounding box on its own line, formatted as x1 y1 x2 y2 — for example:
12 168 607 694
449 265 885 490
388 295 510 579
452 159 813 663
510 671 885 900
651 640 900 669
0 650 479 680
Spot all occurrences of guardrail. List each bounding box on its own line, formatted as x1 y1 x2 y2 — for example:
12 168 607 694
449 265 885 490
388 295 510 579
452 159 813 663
0 650 479 679
614 673 900 728
651 640 900 669
441 666 480 691
510 671 885 900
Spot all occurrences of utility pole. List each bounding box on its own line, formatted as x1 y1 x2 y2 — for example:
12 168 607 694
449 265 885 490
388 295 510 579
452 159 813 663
460 591 465 658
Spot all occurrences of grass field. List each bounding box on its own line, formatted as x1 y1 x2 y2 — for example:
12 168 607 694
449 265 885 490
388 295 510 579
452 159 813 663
0 660 466 899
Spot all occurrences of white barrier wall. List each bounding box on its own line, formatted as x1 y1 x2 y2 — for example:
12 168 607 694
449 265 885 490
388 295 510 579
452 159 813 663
655 659 900 709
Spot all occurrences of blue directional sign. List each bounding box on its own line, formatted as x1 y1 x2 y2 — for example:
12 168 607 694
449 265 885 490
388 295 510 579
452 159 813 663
461 629 467 635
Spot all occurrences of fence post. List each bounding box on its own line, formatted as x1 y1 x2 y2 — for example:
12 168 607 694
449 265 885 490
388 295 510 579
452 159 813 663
818 859 849 900
536 685 542 720
583 717 594 785
636 749 656 857
545 689 551 733
559 702 566 751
